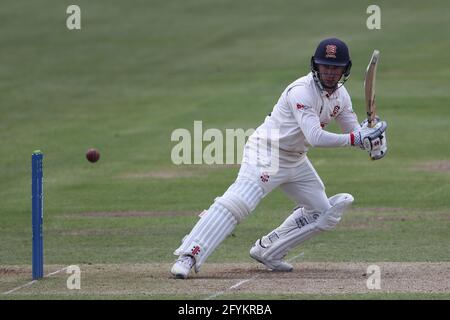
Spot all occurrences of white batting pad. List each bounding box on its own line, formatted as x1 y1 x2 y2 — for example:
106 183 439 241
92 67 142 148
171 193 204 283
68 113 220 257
215 178 264 222
259 193 354 262
174 202 237 272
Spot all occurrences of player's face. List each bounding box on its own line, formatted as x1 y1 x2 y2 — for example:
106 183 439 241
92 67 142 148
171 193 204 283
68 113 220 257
317 64 345 89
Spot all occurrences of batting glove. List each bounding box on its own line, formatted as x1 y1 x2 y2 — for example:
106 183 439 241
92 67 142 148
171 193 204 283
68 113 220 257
369 131 388 160
350 121 387 151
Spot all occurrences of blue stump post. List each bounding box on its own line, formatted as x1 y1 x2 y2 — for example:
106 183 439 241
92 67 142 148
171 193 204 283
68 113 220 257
32 151 44 280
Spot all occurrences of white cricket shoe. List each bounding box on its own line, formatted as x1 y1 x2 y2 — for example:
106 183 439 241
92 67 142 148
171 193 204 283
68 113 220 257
171 255 195 279
249 239 293 272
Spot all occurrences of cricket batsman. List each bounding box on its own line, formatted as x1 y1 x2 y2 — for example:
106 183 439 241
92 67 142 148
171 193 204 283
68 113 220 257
171 38 388 279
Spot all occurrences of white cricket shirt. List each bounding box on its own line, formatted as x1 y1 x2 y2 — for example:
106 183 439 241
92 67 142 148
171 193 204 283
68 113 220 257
243 72 360 168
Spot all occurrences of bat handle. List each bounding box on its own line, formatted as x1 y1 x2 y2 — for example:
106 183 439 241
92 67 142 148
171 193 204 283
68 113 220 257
366 109 377 128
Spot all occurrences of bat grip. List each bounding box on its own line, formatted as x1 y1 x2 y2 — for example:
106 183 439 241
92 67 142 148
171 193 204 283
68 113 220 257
366 111 377 128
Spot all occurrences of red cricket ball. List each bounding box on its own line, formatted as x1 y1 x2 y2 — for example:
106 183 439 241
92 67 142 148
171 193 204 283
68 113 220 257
86 148 100 163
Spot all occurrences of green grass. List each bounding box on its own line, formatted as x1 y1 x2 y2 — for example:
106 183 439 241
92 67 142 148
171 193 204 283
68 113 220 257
1 0 449 299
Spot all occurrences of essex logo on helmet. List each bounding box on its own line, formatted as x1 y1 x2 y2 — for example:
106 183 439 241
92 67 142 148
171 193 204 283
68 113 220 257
325 44 337 58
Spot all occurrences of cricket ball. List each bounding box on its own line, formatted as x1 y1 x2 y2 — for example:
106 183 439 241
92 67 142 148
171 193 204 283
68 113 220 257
86 148 100 163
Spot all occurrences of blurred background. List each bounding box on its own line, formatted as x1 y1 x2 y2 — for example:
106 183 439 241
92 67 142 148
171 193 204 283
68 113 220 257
0 0 449 282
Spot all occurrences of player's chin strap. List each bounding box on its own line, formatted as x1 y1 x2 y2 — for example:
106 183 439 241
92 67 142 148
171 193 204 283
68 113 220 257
312 69 350 94
310 57 351 95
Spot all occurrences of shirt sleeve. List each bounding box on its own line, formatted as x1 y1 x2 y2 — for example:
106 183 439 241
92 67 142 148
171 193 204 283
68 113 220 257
335 90 360 133
287 86 352 148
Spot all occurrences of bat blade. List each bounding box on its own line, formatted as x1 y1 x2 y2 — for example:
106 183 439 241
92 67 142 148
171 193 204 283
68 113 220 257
364 50 380 128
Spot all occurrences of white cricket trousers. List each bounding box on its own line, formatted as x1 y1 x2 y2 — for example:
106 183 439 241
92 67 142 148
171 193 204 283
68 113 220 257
240 157 331 214
174 156 331 270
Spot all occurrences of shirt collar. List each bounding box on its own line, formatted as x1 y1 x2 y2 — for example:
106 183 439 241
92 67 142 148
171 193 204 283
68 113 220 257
321 88 339 99
309 73 339 99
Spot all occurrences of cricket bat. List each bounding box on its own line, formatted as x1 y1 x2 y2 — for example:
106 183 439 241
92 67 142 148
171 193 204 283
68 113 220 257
364 50 380 128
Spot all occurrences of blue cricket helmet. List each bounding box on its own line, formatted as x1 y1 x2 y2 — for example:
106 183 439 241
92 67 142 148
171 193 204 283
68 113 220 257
310 38 352 90
313 38 351 67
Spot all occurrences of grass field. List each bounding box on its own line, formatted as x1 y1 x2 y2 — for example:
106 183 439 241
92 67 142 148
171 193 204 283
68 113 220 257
1 0 449 300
